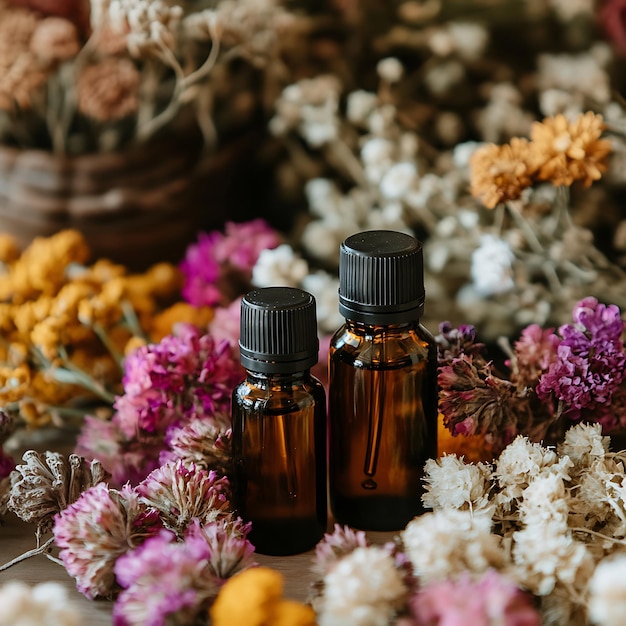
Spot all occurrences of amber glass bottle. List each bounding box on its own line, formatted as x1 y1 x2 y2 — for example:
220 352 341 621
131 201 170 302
232 287 327 555
329 230 438 531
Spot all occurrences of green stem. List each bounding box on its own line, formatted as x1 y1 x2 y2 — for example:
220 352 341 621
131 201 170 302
91 323 124 373
0 537 56 571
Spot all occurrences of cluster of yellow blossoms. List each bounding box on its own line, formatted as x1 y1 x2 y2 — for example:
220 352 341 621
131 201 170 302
0 230 212 428
469 111 613 209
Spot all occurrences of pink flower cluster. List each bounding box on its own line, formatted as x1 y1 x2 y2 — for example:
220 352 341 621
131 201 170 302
76 324 243 485
53 465 256 626
180 219 281 307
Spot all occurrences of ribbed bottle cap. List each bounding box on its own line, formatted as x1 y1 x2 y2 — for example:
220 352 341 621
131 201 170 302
239 287 319 374
339 230 425 324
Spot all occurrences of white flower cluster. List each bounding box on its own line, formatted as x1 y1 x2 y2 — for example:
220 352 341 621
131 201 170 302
0 581 82 626
419 424 626 623
318 546 407 626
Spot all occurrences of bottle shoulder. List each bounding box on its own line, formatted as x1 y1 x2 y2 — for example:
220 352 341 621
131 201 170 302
233 373 326 411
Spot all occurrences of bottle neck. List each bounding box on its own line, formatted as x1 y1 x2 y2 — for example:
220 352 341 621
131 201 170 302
344 318 419 335
244 369 311 388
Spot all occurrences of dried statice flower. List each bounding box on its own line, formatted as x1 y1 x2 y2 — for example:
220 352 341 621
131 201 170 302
557 422 609 469
530 112 612 187
312 523 370 579
410 569 541 626
588 554 626 626
512 517 594 598
318 546 407 626
402 509 506 584
422 455 493 515
493 436 572 515
8 450 108 538
0 581 82 626
53 483 162 599
469 138 536 209
136 460 231 535
536 297 626 420
160 412 232 475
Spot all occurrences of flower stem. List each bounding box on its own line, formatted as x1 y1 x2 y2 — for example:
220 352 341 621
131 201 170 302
0 536 56 571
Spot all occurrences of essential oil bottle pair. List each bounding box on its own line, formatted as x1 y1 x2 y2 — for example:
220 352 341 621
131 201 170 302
231 230 438 556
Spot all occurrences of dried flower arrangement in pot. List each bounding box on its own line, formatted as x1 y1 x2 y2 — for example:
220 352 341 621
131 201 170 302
0 0 297 268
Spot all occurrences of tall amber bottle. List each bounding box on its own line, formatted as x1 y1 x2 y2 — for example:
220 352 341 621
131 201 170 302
232 287 327 555
329 230 438 531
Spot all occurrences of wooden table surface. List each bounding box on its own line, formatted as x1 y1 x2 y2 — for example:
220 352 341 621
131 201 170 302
0 512 394 625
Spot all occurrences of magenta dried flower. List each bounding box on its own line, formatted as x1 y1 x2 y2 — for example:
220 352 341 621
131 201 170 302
54 483 162 599
160 412 232 475
185 517 256 583
537 297 626 420
8 451 108 539
136 460 232 535
411 569 541 626
77 324 242 485
510 324 560 389
113 529 216 626
312 523 370 579
436 322 487 365
180 219 280 307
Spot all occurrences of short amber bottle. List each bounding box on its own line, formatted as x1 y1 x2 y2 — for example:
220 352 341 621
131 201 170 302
232 287 327 555
328 230 438 531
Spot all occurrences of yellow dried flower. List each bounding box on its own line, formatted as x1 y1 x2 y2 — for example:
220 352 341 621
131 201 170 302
144 263 183 298
469 138 536 209
0 364 31 403
210 567 316 626
30 318 64 360
0 234 20 263
530 112 612 187
30 370 75 406
18 399 51 428
77 57 140 122
149 302 213 342
13 299 52 338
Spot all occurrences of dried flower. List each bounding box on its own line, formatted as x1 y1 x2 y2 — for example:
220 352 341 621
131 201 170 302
77 57 140 122
136 460 232 535
0 581 83 626
318 546 407 626
211 566 316 626
422 455 493 514
8 450 108 538
509 324 560 389
557 422 609 468
53 483 162 599
469 138 536 209
312 523 370 579
30 17 80 62
402 509 505 584
410 569 541 626
530 112 612 187
470 234 515 297
589 555 626 626
251 244 310 288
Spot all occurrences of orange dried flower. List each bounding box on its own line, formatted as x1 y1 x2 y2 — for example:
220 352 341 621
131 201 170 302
0 233 20 263
30 17 80 62
530 112 612 187
77 57 140 122
469 138 536 209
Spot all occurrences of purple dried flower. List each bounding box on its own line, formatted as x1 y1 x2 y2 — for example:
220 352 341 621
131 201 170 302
0 448 15 479
113 529 215 626
537 297 626 420
77 324 242 485
312 523 370 579
53 483 162 599
410 569 541 626
438 356 520 443
436 322 486 365
136 460 232 535
180 219 280 308
112 517 256 626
